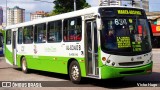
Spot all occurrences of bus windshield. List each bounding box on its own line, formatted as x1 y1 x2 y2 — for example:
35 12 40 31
100 17 152 55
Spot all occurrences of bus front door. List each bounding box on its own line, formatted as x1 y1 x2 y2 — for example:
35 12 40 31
12 31 17 66
86 21 99 76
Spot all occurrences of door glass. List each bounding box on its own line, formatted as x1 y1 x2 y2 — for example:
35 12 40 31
12 31 17 65
94 21 98 53
93 21 98 75
86 22 92 74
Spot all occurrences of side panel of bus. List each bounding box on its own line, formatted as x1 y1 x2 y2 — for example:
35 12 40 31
15 16 87 77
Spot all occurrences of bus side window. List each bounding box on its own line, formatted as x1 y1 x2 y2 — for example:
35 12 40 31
23 26 33 44
35 23 46 43
63 17 82 42
18 27 23 44
47 20 62 43
63 20 68 41
6 30 11 45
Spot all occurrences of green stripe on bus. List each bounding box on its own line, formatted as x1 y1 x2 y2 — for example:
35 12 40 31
5 46 87 77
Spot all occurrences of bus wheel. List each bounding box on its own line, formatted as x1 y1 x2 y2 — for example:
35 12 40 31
21 57 28 73
69 61 81 84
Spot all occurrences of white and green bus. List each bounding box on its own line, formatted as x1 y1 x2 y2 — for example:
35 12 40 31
4 6 153 83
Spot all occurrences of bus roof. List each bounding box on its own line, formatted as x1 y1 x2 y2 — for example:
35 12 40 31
5 6 144 30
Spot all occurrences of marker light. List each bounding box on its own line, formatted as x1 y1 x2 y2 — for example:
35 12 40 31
102 57 106 61
112 62 115 66
146 69 152 73
106 60 111 63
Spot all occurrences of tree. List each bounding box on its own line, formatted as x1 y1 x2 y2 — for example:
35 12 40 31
52 0 91 15
0 29 5 37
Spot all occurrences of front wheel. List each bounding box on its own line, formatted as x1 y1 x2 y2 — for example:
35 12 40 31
69 61 81 84
21 57 28 73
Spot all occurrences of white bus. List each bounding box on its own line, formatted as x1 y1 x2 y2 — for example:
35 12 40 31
5 6 153 83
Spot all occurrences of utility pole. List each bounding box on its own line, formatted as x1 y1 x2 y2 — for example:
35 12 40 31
108 0 110 6
74 0 76 11
140 0 143 8
6 0 7 26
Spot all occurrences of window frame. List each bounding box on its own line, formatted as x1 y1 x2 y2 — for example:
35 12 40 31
34 23 46 43
6 30 12 45
18 27 23 44
63 16 82 42
23 26 34 44
47 20 62 43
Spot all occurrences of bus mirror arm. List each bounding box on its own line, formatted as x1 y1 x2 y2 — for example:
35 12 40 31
148 21 153 43
97 19 102 31
93 14 97 18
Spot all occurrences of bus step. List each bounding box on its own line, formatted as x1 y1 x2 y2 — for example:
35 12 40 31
13 65 18 68
86 74 100 79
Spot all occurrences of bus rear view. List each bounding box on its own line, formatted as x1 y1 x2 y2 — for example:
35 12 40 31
98 7 152 79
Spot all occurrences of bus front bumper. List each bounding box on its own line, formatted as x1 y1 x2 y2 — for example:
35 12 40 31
100 62 153 79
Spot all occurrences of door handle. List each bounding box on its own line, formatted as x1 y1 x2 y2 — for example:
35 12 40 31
88 51 92 53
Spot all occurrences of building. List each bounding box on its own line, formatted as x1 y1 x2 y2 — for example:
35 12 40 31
133 0 149 12
7 6 25 26
99 0 121 6
147 12 160 25
30 11 48 21
0 6 3 25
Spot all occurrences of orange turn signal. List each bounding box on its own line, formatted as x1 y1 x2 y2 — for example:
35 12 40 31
146 69 152 73
102 57 106 61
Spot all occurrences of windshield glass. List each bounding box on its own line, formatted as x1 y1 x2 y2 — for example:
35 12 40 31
101 18 152 55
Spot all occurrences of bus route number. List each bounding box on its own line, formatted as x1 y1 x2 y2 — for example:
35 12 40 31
115 19 127 25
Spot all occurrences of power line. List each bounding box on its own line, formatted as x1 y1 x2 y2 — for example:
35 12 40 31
4 0 54 4
34 0 54 3
150 3 160 4
7 1 36 3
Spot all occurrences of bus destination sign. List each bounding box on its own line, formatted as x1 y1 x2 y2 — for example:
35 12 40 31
117 10 142 15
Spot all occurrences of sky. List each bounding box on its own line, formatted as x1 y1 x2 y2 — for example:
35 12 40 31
0 0 160 22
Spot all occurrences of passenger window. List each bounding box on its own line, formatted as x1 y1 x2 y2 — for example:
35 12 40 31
6 30 11 45
63 17 82 42
18 28 23 44
35 23 46 43
23 26 33 44
47 20 62 42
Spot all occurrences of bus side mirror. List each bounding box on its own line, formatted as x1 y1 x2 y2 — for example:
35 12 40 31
148 22 153 39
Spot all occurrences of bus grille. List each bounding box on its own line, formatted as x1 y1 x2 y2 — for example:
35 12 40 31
119 61 144 66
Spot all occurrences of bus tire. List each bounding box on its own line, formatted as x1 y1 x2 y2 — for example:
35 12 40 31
21 57 28 73
69 61 81 84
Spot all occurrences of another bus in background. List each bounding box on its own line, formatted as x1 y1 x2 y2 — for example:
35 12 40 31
0 33 3 56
